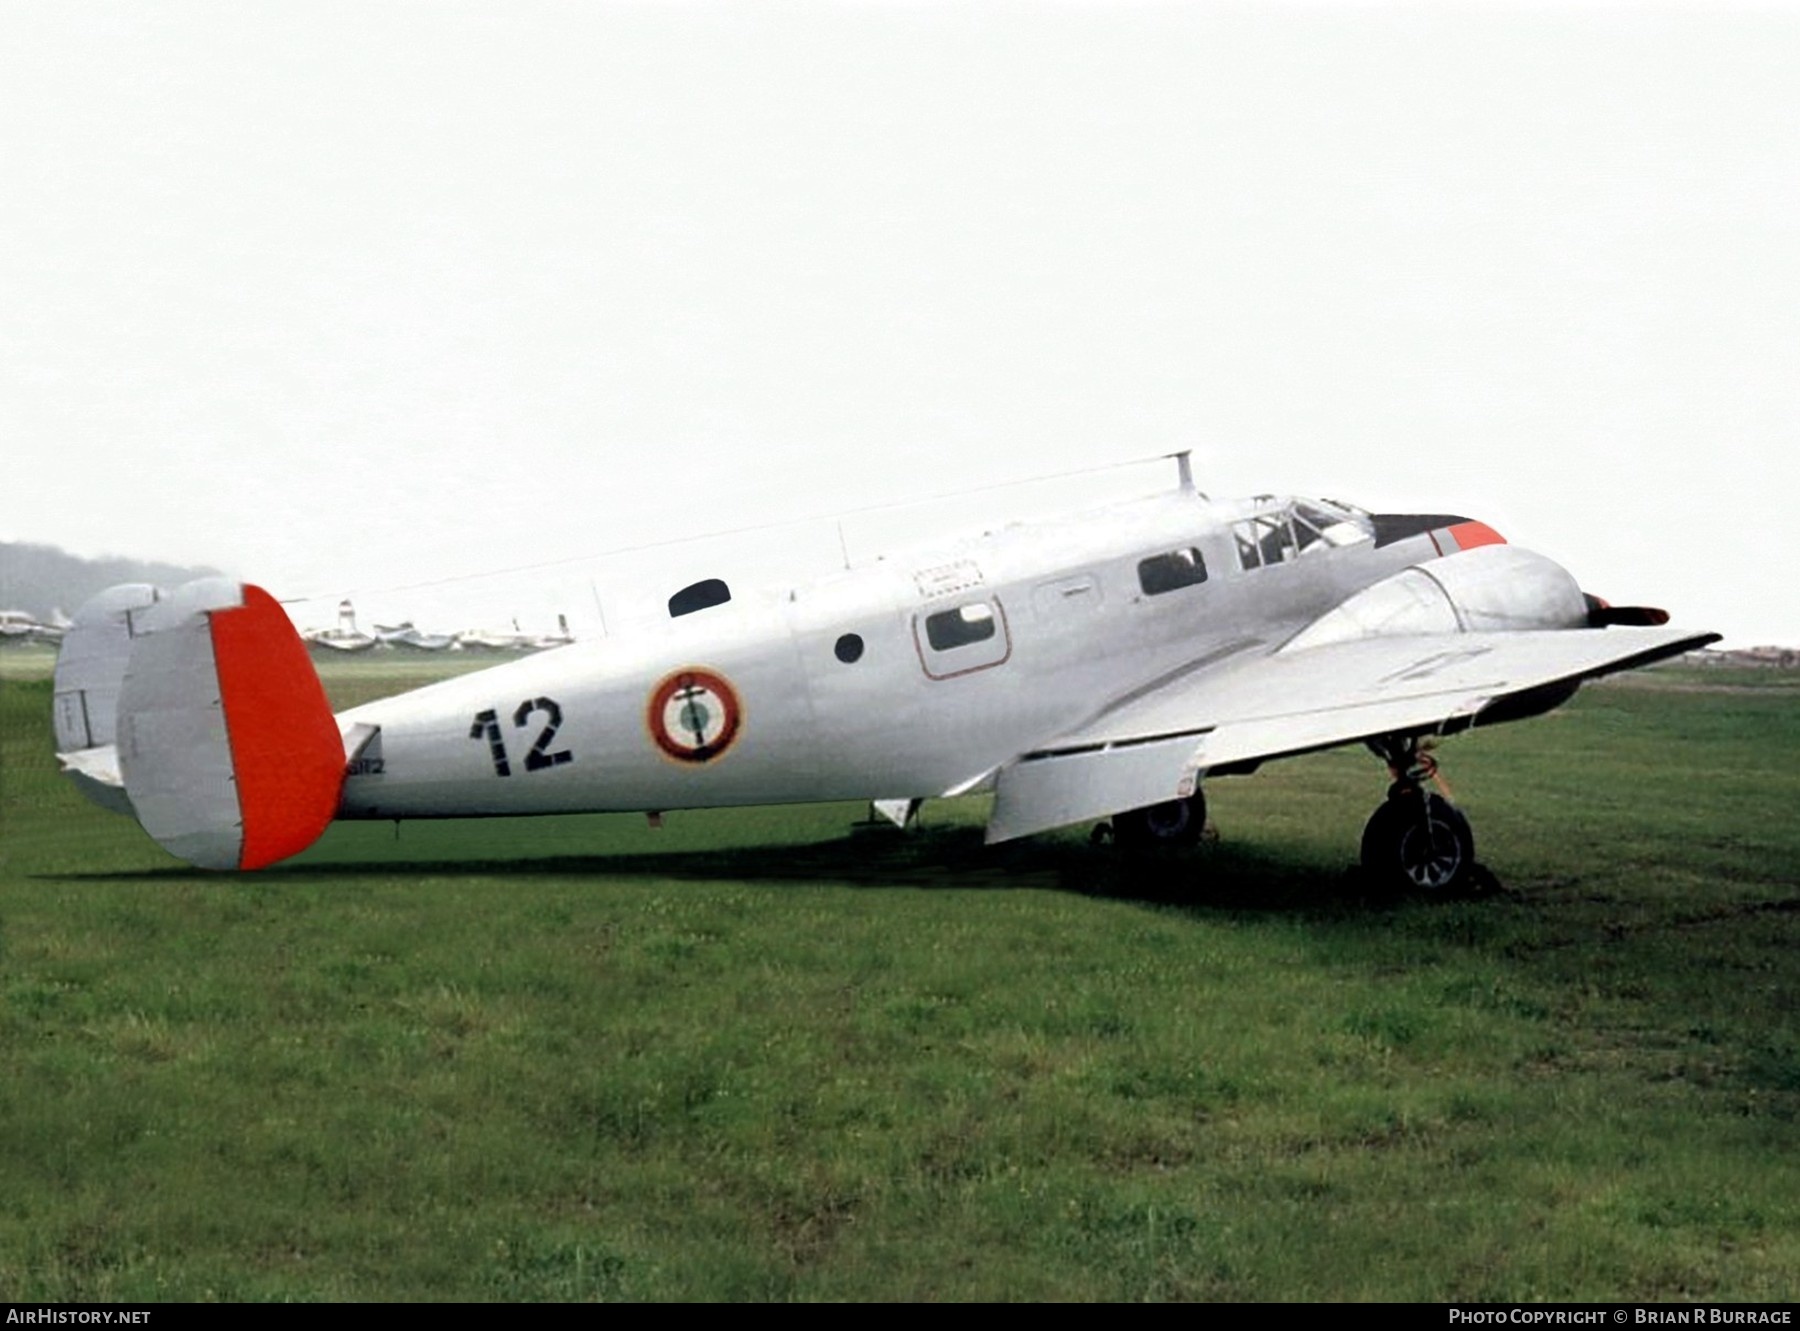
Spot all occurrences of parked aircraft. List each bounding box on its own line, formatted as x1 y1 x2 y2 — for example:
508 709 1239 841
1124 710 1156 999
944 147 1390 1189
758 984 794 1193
452 620 537 652
301 599 377 653
532 614 577 652
453 615 574 653
0 609 66 643
48 456 1716 890
372 620 458 652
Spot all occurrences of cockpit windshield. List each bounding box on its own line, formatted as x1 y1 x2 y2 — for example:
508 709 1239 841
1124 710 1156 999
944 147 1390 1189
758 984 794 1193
1232 497 1372 571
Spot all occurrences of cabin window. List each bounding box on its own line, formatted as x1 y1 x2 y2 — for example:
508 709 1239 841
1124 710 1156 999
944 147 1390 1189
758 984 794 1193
925 603 997 651
1138 549 1208 595
913 598 1011 679
668 578 731 618
834 633 864 663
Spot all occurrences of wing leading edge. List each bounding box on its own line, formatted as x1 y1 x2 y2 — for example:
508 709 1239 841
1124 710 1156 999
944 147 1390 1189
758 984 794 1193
985 626 1718 844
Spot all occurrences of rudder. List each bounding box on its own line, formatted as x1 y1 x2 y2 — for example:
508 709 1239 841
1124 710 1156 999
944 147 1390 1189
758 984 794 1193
102 580 344 870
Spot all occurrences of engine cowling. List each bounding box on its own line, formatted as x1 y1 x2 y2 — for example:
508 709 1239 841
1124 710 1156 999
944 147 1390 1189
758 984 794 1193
1284 545 1588 653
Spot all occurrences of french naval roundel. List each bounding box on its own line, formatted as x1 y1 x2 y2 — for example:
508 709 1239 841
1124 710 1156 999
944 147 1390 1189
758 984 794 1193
647 668 744 764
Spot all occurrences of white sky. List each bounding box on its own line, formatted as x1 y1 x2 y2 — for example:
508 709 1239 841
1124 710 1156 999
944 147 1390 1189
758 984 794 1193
5 2 1797 645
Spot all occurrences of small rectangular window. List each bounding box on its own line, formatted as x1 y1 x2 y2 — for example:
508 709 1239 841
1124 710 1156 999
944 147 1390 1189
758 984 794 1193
925 602 998 651
1138 548 1208 595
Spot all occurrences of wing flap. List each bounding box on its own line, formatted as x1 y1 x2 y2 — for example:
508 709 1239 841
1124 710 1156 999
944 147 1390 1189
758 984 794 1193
988 732 1209 844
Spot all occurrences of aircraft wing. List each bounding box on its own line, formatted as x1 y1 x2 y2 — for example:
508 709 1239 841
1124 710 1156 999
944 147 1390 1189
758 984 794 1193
985 626 1718 843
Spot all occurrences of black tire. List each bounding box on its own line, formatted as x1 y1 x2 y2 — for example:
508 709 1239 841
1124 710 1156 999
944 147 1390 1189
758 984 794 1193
1112 790 1207 850
1360 791 1475 894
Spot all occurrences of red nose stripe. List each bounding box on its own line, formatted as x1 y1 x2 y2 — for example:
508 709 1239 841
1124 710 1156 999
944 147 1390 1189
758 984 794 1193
209 585 344 870
1447 521 1506 550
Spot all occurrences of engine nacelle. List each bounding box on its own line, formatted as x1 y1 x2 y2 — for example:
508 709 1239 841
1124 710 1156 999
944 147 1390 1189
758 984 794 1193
1284 545 1588 652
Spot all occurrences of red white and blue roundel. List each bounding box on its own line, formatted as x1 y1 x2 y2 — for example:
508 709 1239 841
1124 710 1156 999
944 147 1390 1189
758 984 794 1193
647 667 743 764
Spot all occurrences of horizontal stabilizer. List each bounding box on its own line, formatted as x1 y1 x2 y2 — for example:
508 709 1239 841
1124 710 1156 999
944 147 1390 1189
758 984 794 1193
56 743 133 816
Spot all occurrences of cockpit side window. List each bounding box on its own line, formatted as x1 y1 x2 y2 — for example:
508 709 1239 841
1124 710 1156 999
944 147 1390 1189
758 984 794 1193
1292 509 1327 553
1234 515 1298 570
1138 548 1208 595
1236 526 1263 571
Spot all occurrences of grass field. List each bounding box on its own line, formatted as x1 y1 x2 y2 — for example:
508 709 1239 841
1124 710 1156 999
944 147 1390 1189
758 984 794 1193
1 652 1796 1300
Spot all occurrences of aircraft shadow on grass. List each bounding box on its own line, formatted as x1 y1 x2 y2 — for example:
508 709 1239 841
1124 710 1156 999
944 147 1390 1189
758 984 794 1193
53 825 1426 914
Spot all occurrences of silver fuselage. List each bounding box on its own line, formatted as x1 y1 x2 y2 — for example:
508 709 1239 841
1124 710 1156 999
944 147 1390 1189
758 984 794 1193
334 491 1463 820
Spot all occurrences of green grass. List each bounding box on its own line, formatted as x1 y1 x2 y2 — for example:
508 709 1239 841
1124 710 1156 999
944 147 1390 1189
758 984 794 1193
1 657 1796 1300
0 644 58 682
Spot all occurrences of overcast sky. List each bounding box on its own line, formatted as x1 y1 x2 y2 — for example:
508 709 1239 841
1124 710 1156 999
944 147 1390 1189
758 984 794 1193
5 1 1796 645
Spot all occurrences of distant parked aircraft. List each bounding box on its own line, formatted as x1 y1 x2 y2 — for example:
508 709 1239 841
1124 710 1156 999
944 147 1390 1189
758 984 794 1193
0 609 66 643
301 599 377 653
373 621 457 652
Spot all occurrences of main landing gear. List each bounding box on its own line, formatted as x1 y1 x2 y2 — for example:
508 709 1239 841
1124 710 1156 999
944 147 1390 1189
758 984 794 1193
1100 788 1208 850
1092 742 1492 898
1360 736 1479 895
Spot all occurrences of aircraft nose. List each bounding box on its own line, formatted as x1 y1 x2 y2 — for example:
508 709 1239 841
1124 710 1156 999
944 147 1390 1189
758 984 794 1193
1370 513 1506 552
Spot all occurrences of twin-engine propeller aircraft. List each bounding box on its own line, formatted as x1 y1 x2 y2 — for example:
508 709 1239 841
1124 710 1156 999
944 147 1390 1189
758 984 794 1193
51 456 1717 892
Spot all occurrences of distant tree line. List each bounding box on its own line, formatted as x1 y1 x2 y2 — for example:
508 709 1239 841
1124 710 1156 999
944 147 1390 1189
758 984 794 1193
0 542 222 619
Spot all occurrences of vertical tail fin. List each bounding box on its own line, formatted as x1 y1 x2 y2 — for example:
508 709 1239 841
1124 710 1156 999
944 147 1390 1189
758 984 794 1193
55 579 345 870
53 583 163 815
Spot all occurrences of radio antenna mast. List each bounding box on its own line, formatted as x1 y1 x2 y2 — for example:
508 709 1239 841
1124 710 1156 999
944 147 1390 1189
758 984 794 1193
1172 450 1197 495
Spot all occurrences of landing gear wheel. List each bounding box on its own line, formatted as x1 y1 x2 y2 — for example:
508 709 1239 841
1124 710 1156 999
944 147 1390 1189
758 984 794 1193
1112 790 1207 850
1360 791 1474 895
